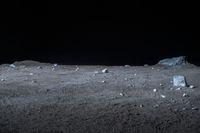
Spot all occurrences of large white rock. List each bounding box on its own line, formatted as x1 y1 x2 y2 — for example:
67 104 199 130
158 56 187 66
173 75 187 87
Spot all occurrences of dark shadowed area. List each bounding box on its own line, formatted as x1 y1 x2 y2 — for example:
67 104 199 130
1 0 200 133
1 0 200 65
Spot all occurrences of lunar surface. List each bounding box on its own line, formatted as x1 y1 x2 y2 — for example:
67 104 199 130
0 60 200 133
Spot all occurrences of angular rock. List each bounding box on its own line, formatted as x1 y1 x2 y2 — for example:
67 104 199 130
158 56 187 66
192 107 198 110
37 66 43 69
173 75 187 87
183 93 189 97
29 73 34 76
189 85 195 89
124 65 130 67
153 89 157 92
102 68 109 73
119 93 124 96
176 87 182 90
139 104 144 108
160 94 166 98
1 79 5 82
9 64 16 68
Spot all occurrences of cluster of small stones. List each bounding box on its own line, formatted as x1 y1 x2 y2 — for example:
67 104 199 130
0 58 198 111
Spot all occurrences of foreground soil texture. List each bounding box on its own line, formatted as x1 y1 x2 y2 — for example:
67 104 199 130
0 61 200 133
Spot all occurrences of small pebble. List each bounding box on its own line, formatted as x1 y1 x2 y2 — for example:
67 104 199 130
176 87 181 90
189 85 195 89
94 71 99 74
9 64 16 68
31 81 37 84
124 65 130 67
134 73 137 76
183 93 189 97
153 104 159 108
182 107 186 111
102 80 106 83
75 66 79 71
192 107 198 110
174 109 178 112
135 113 140 115
139 104 144 108
53 64 58 67
160 95 166 98
170 98 176 103
1 79 5 82
153 89 157 92
102 68 109 73
37 66 42 69
29 73 34 75
160 83 163 86
119 93 124 96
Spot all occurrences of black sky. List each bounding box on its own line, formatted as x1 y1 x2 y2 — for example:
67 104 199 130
1 0 199 65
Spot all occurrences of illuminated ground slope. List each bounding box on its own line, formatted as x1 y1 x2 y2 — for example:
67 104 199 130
0 61 200 133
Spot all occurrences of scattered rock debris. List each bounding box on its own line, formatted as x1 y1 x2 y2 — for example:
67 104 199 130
102 68 109 73
173 75 187 87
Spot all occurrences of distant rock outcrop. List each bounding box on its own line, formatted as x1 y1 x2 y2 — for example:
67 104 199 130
158 56 187 66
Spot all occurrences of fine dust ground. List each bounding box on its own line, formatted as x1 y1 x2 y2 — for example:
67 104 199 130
0 60 200 133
